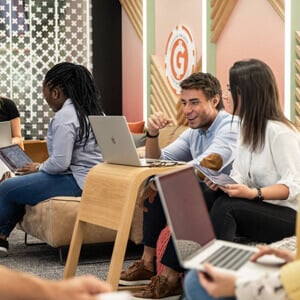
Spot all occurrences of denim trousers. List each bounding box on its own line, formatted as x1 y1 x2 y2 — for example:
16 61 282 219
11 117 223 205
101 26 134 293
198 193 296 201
0 171 82 237
184 269 236 300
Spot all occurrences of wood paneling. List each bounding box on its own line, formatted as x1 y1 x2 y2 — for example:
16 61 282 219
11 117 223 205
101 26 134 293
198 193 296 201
267 0 284 20
119 0 143 41
210 0 238 43
295 32 300 128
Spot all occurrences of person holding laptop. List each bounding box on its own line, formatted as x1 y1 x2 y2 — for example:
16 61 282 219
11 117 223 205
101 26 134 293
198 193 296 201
0 62 104 256
184 244 298 300
120 72 240 299
0 96 23 149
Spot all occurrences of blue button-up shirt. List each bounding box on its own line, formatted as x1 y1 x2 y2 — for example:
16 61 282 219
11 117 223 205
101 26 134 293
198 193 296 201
39 98 103 189
161 110 240 174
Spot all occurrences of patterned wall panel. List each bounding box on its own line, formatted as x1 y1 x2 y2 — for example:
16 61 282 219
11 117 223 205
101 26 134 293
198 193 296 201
150 55 178 125
119 0 142 41
0 0 91 139
267 0 284 20
295 31 300 128
210 0 238 43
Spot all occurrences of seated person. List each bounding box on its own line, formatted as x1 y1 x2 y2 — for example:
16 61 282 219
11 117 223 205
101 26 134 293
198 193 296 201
0 62 104 256
119 72 240 299
0 96 23 149
203 59 300 244
184 244 298 300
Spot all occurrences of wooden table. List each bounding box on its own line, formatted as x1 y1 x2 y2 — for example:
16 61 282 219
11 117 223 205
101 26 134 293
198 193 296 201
63 163 186 290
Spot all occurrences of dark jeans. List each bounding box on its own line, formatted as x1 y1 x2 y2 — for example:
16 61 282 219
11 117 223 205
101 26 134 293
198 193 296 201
142 183 296 271
142 182 215 272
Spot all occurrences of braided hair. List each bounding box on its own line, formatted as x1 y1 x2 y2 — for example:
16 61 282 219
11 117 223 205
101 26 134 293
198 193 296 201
44 62 104 144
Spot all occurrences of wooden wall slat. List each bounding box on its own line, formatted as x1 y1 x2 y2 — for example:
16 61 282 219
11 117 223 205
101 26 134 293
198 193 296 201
210 0 238 43
119 0 142 41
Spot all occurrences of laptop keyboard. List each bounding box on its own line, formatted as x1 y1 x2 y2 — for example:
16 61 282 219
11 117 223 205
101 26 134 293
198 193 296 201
201 245 255 271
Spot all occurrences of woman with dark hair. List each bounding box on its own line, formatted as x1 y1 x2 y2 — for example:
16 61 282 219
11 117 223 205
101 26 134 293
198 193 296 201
0 62 104 256
204 58 300 244
0 96 23 149
183 58 300 299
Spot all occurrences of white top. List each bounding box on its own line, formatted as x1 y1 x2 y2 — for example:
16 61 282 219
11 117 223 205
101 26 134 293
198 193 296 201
235 272 286 300
230 120 300 211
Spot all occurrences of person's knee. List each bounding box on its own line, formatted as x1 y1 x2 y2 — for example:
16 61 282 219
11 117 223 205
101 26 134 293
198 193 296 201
210 196 233 215
184 270 201 299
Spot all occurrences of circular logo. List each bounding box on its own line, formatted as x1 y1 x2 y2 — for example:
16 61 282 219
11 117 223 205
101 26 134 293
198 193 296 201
165 25 196 94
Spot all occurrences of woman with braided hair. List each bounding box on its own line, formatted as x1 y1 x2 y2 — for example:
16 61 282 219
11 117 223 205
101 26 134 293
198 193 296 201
0 62 104 256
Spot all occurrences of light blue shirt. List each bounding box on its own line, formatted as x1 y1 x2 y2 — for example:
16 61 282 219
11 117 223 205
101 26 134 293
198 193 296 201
161 110 240 174
39 99 103 189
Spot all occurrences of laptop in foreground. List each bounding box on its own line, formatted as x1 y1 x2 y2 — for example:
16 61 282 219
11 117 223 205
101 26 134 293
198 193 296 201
155 166 284 277
0 144 33 176
89 115 185 167
0 121 12 148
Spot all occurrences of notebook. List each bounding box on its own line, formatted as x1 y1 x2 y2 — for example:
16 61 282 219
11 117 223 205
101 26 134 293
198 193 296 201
196 165 237 186
155 166 284 277
89 115 185 167
0 121 12 147
0 144 33 175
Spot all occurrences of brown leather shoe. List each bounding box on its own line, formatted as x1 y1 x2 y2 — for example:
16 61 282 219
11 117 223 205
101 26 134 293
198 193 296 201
119 260 155 286
132 274 183 299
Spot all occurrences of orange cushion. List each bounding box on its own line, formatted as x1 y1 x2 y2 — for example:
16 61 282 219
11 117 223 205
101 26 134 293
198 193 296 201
128 121 145 133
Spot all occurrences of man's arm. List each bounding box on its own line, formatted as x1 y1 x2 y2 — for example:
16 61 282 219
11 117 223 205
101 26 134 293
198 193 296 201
145 112 172 159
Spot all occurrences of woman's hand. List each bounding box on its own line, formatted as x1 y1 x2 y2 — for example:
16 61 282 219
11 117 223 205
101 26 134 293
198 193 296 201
16 162 41 175
203 177 219 191
251 245 296 263
219 184 256 199
198 263 236 298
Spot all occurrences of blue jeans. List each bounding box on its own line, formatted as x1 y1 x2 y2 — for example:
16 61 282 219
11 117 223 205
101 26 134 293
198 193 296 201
0 171 82 237
184 270 236 300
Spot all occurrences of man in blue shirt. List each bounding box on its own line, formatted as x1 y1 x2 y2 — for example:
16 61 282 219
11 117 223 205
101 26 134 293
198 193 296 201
120 72 239 299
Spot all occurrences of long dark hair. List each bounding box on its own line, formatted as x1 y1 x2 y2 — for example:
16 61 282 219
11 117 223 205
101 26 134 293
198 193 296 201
230 59 294 152
44 62 104 144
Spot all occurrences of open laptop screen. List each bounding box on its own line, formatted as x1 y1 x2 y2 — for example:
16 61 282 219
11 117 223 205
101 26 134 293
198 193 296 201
155 166 216 262
0 121 12 147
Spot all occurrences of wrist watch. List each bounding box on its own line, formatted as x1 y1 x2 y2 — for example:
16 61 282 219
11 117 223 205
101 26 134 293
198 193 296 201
256 187 264 201
146 130 159 138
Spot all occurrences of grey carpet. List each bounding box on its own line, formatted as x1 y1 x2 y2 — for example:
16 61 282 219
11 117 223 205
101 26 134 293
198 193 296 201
0 228 143 281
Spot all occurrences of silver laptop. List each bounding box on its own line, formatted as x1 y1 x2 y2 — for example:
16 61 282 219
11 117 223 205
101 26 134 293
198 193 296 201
89 115 184 167
0 121 12 147
155 166 284 277
0 144 33 175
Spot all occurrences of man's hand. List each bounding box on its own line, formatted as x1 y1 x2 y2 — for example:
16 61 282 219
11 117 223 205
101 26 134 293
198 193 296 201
198 263 236 298
48 275 112 300
147 112 172 136
138 181 157 212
